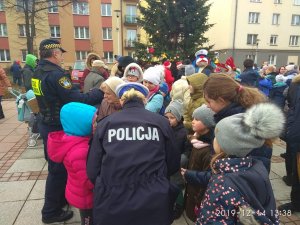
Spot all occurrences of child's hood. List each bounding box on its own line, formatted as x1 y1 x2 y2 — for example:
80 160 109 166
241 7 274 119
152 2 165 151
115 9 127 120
25 54 37 69
48 131 90 162
60 102 97 136
186 72 208 94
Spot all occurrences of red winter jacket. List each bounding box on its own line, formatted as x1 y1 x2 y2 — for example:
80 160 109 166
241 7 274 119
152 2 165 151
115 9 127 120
48 131 94 209
164 68 174 91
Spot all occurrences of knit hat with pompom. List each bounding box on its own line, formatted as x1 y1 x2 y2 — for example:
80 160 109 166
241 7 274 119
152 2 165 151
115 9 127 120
214 103 285 157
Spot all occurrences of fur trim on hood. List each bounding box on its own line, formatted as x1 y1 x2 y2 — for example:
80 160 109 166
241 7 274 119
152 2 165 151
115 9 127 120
85 53 101 70
292 74 300 84
123 63 143 82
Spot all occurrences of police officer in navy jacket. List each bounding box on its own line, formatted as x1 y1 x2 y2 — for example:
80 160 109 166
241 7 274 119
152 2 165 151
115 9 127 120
32 39 103 224
87 82 180 225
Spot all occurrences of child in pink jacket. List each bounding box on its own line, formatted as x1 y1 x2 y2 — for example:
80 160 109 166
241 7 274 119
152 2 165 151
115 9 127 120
48 102 97 225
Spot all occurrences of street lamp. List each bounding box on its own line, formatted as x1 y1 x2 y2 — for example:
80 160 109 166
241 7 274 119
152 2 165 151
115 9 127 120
255 39 260 64
114 10 121 56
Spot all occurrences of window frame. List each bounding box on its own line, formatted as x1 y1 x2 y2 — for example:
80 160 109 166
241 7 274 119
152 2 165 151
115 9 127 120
0 24 7 37
104 51 114 63
289 35 299 46
291 14 300 26
18 24 31 37
268 55 277 65
250 0 261 2
101 4 112 16
72 2 89 15
270 35 278 45
0 49 11 62
272 13 280 25
76 51 89 60
274 0 282 3
50 26 60 38
74 27 90 39
0 0 4 11
102 27 112 40
48 0 58 13
247 34 258 45
294 0 300 5
249 12 260 24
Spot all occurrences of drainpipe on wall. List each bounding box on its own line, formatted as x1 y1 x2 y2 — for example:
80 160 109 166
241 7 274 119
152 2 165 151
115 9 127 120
120 0 124 56
232 0 238 59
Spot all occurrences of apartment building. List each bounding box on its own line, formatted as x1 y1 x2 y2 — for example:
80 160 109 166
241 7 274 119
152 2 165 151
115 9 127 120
0 0 139 69
206 0 300 68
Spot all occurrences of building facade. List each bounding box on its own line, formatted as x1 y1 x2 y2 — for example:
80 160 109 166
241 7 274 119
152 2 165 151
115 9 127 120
206 0 300 68
0 0 139 69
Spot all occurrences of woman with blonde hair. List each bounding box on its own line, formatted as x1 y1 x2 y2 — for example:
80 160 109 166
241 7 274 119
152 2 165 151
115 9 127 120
87 82 180 225
97 77 125 121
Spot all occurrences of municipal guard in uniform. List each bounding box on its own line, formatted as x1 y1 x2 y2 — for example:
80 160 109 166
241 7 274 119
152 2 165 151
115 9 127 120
32 39 104 224
87 82 180 225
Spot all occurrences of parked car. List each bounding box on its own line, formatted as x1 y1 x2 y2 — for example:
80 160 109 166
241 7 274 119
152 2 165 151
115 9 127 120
71 60 85 91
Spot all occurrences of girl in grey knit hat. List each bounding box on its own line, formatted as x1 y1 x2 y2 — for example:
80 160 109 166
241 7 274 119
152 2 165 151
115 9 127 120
182 102 285 225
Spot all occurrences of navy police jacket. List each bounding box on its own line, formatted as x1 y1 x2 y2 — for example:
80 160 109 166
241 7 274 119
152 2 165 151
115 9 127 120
32 59 103 126
87 99 180 225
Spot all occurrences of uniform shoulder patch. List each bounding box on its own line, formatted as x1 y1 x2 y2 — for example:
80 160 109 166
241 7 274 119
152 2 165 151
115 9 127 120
58 77 72 89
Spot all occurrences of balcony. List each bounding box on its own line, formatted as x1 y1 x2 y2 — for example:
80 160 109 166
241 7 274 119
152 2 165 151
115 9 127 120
124 15 137 25
124 39 136 49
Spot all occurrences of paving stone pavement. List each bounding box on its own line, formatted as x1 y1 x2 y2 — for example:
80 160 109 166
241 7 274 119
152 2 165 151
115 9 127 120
1 100 300 225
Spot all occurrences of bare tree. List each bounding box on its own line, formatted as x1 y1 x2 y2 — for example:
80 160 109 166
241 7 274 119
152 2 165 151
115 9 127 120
5 0 76 53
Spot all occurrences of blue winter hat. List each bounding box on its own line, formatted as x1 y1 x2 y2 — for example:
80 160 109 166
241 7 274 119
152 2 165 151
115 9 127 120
116 82 149 98
159 82 169 95
60 102 97 136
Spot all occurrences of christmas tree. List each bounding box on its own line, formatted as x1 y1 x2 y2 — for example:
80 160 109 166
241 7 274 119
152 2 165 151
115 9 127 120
136 0 212 60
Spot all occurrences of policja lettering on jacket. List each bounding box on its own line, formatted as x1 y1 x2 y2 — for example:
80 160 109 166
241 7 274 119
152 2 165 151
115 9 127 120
108 126 159 142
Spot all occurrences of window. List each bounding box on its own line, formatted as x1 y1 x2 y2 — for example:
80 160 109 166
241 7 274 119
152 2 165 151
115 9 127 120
74 27 89 39
272 14 280 25
101 4 112 16
249 12 260 24
270 35 278 45
268 55 277 65
291 15 300 26
125 5 137 23
76 51 88 60
250 0 261 2
274 0 282 3
21 49 28 62
247 34 258 45
102 28 112 40
50 26 60 38
48 0 58 13
18 24 31 37
0 49 10 61
0 24 7 36
0 0 4 11
104 51 113 63
73 2 89 15
16 0 33 12
294 0 300 5
289 35 299 46
126 29 137 47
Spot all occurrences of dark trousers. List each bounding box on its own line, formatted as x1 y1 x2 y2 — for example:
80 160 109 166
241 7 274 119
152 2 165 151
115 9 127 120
290 142 300 207
13 76 22 86
0 96 4 118
285 143 294 177
79 209 93 225
38 120 68 218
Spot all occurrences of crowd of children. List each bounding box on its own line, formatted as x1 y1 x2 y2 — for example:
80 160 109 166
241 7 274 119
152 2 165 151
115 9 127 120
12 47 299 224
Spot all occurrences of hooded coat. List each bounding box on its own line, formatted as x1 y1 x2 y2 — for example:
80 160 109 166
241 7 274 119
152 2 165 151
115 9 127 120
87 99 180 225
0 67 11 96
47 103 96 209
183 73 208 133
22 54 37 91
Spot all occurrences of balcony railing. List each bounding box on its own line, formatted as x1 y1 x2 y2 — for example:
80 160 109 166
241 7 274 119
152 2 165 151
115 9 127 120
125 39 136 48
124 15 137 25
